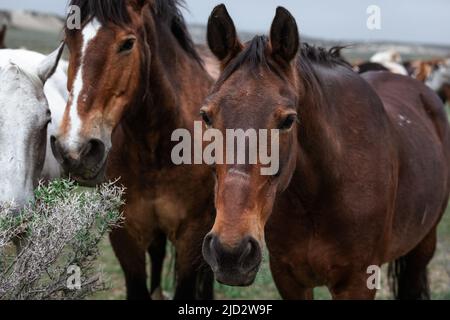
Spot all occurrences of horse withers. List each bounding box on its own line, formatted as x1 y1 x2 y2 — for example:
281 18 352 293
201 5 450 299
0 45 65 208
51 0 215 300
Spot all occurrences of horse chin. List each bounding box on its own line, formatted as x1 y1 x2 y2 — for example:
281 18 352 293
214 268 259 287
68 161 108 188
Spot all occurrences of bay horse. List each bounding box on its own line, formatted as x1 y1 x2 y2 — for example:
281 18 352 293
51 0 215 300
0 46 65 207
201 5 450 299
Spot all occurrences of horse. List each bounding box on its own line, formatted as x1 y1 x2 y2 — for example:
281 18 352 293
369 50 409 75
51 0 215 300
354 62 389 74
0 45 65 208
0 25 6 49
425 59 450 105
201 5 450 299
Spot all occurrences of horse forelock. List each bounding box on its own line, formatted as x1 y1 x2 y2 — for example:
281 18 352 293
67 0 131 29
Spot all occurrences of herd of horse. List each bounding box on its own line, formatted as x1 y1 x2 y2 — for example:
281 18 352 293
0 0 450 300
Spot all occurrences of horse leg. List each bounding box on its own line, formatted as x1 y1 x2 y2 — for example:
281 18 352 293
389 227 437 300
110 226 149 300
173 250 214 300
195 262 215 300
173 217 214 300
269 258 314 300
148 230 167 300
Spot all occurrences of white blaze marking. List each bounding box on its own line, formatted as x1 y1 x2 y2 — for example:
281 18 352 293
66 19 101 149
228 168 251 179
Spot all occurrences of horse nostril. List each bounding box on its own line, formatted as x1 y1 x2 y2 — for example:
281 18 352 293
82 139 105 168
202 233 219 271
238 237 261 271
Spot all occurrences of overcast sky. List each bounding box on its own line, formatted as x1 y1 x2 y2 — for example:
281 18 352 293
0 0 449 45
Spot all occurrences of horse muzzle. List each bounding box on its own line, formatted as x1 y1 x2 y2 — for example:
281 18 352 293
50 136 108 186
202 233 262 287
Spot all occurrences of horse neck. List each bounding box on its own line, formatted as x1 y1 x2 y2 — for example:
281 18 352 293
121 18 212 162
293 62 348 201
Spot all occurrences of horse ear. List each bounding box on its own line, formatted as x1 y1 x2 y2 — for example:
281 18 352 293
207 4 242 68
37 42 65 84
270 7 300 65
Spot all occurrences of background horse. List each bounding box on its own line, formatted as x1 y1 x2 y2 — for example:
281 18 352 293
354 62 389 74
51 0 215 300
0 46 65 207
369 50 409 75
201 5 450 299
0 25 6 49
426 59 450 105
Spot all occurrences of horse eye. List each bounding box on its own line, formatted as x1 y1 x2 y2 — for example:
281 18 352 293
118 38 136 53
279 114 298 131
200 110 213 128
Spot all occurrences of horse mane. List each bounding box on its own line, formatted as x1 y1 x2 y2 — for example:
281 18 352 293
67 0 201 64
300 43 351 69
217 35 351 86
153 0 202 65
218 36 271 84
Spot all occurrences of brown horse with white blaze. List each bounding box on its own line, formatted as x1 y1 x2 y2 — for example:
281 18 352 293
51 0 215 299
201 5 450 299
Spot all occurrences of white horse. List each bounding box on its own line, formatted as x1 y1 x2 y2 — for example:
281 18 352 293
370 50 409 76
0 46 67 208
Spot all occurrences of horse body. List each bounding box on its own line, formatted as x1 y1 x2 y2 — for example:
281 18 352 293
266 68 450 299
52 0 215 300
426 59 450 104
364 72 450 253
370 50 408 75
0 47 65 206
202 5 450 299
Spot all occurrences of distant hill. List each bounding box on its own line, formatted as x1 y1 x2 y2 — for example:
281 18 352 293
190 23 450 61
0 10 64 33
1 10 449 60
